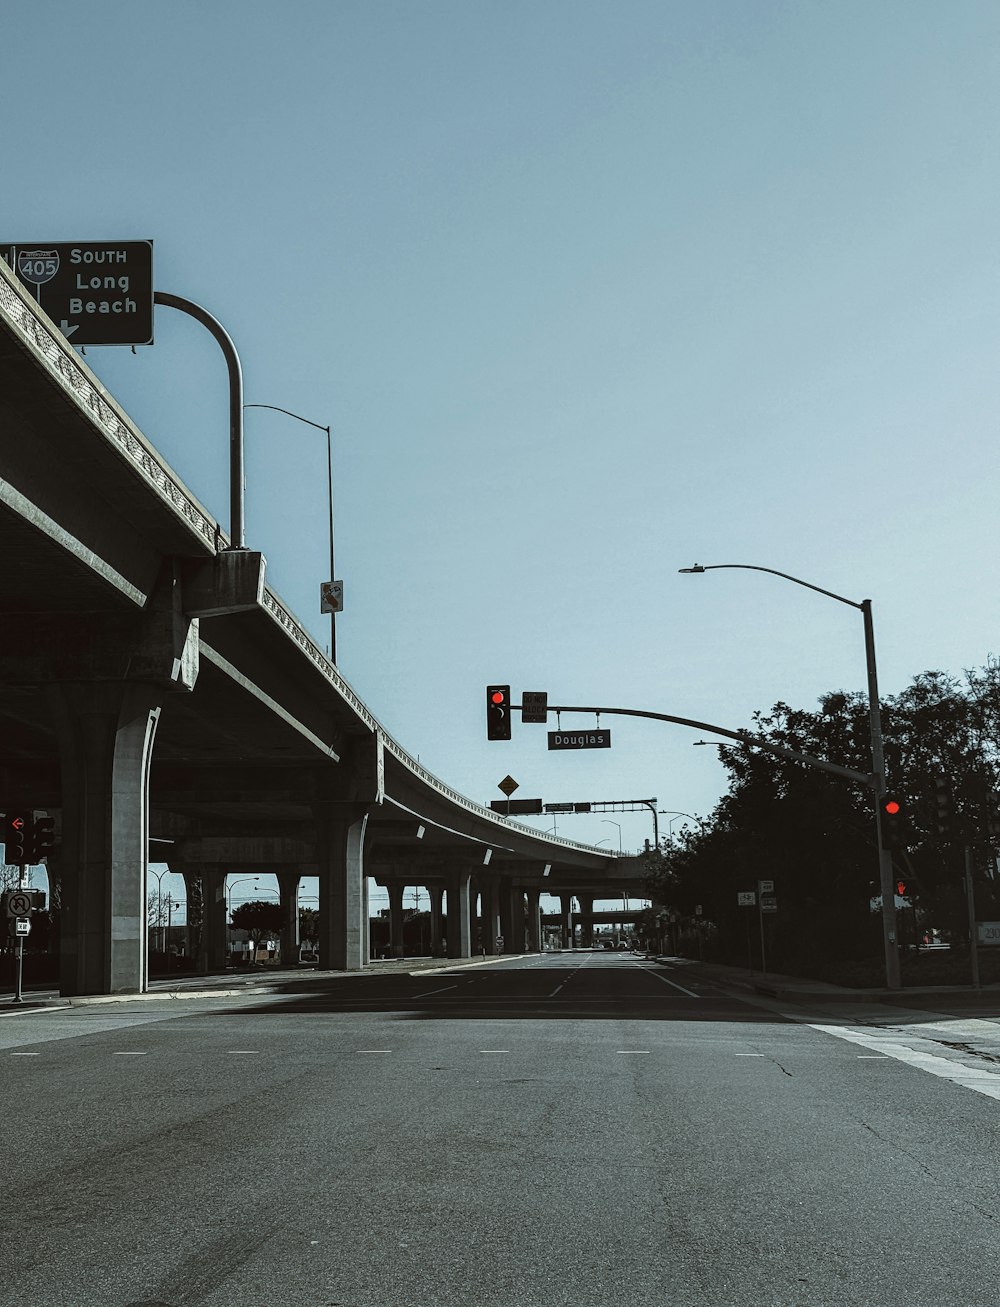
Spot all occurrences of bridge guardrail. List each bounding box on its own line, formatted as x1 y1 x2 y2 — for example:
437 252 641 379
0 259 219 553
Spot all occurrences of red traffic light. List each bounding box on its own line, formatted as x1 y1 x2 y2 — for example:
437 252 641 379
884 799 901 815
486 684 512 741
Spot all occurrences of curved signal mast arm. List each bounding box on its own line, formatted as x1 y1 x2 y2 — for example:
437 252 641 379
530 704 873 788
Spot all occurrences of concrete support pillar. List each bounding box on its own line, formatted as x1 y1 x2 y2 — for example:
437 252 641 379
446 870 472 958
560 893 573 950
428 884 444 956
499 881 524 953
481 881 500 955
363 877 371 961
316 808 369 971
388 881 406 957
526 888 542 953
176 866 204 970
578 894 594 948
277 871 301 966
48 682 163 996
203 869 229 972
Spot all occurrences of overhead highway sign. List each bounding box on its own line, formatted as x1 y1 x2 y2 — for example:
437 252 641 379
2 240 154 345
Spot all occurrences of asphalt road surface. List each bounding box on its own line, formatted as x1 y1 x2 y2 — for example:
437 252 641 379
4 952 1000 1307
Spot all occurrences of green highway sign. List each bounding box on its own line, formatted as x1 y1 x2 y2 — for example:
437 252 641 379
2 240 154 345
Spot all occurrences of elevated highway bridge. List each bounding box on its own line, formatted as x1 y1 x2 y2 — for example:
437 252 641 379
0 260 652 995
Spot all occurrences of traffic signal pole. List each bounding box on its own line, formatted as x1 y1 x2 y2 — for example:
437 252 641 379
965 844 980 990
510 692 899 988
863 600 902 991
677 565 901 992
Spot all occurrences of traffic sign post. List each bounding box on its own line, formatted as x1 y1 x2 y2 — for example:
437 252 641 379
738 891 756 972
2 240 154 345
757 880 777 975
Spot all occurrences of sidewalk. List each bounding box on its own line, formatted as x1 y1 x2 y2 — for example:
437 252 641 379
0 951 527 1011
654 955 1000 1005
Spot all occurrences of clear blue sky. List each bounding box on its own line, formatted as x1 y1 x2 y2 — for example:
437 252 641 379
4 1 998 917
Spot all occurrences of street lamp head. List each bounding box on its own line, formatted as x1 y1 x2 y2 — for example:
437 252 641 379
678 564 705 573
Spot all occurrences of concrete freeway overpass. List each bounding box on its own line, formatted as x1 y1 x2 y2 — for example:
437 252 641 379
0 259 655 995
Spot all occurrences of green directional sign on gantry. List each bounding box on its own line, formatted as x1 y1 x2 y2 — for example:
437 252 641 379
2 240 154 345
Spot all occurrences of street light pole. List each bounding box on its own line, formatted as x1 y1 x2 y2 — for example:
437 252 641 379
679 562 900 990
244 404 337 663
148 867 168 957
600 819 622 853
226 876 259 961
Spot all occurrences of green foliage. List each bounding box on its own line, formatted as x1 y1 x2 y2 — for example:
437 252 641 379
230 899 284 941
647 659 1000 977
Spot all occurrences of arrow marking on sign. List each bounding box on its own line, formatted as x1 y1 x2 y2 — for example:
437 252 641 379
59 320 80 338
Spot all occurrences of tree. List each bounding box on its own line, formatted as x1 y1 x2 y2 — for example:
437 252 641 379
230 899 283 945
299 907 318 945
642 659 1000 977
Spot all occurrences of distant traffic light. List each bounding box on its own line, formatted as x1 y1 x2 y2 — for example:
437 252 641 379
895 879 908 897
932 778 957 839
28 816 55 863
879 795 905 851
486 685 511 741
4 812 28 865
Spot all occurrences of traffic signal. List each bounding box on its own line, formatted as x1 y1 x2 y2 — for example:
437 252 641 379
879 795 905 851
895 879 908 897
932 778 957 839
28 816 55 863
486 685 511 741
4 812 28 865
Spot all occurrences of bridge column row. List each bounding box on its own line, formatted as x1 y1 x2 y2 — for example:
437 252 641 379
378 877 553 959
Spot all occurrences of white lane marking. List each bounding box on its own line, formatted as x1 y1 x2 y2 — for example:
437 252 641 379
412 984 459 998
808 1022 1000 1102
857 1055 891 1059
227 1050 259 1054
479 1049 509 1054
112 1051 147 1056
10 1052 41 1056
633 964 699 998
735 1053 764 1057
0 1005 72 1018
617 1050 650 1054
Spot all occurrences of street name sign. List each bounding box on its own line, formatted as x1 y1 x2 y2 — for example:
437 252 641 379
2 240 154 345
548 730 611 751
